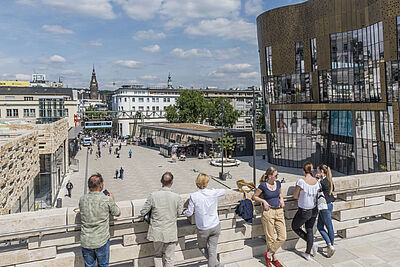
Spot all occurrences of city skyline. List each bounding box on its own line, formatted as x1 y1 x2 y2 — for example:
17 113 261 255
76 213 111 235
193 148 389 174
0 0 304 89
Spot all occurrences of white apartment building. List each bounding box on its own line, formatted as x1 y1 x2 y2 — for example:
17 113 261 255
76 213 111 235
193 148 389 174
112 85 180 136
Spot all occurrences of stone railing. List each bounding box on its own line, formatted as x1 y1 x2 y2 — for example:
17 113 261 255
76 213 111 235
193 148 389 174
1 171 400 266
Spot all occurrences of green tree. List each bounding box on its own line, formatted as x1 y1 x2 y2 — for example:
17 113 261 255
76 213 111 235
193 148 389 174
216 131 236 158
205 98 241 128
257 106 266 133
165 90 207 123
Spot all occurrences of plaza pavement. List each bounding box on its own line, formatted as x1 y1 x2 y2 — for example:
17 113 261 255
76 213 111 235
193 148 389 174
60 143 338 206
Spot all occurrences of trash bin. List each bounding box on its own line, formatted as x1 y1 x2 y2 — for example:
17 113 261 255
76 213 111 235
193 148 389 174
56 198 62 208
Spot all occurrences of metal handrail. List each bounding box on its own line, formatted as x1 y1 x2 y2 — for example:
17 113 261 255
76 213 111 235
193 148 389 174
0 202 240 239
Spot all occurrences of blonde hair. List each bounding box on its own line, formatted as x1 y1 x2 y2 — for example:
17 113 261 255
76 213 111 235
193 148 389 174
303 162 314 175
318 164 334 194
260 167 277 183
196 173 210 189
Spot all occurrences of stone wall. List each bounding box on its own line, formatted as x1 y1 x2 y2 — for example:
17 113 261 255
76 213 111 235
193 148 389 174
1 172 400 266
0 131 39 215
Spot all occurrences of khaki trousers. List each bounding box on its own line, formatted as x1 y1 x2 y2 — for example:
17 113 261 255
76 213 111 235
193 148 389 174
153 242 176 267
261 208 287 253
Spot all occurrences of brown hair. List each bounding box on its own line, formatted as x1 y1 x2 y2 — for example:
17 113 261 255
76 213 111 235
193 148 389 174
88 173 103 190
318 164 334 194
260 167 277 183
303 162 314 175
195 173 210 189
161 172 174 186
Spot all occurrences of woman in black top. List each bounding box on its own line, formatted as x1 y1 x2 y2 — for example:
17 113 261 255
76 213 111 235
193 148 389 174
316 164 336 258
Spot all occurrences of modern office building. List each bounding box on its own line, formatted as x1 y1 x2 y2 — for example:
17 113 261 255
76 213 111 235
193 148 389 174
257 0 400 174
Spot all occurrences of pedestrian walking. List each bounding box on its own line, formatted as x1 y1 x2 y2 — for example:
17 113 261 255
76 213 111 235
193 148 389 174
90 147 93 155
109 146 112 154
119 143 122 150
184 173 226 267
117 149 120 158
66 180 74 198
253 167 286 267
119 167 124 179
316 164 336 257
98 150 101 158
115 169 119 179
140 172 183 267
129 149 132 158
292 162 319 261
79 173 121 267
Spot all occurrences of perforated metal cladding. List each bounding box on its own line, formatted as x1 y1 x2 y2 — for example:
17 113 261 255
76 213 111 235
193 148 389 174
257 0 400 76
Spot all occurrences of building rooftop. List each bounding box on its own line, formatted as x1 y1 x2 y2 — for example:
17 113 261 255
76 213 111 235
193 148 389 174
0 86 75 97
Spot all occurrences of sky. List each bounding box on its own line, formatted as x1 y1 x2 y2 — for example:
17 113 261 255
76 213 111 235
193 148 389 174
0 0 304 90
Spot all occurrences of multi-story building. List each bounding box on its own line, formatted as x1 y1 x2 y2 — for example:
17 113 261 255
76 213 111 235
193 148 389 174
112 85 261 136
257 0 400 174
0 87 78 127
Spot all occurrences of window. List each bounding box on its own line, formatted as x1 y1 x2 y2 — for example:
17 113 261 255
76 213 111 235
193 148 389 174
5 96 15 100
147 98 150 102
139 106 144 111
310 38 317 71
132 97 135 102
139 98 144 102
147 106 150 110
6 109 18 117
124 98 127 102
132 106 135 111
23 109 35 117
265 46 273 76
152 106 156 111
24 97 34 101
295 42 304 73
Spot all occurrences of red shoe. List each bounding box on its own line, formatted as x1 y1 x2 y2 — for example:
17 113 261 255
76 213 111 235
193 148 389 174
264 252 272 267
272 259 284 267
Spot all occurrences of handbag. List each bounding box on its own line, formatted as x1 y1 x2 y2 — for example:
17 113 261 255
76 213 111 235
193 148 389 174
143 209 152 224
317 181 328 210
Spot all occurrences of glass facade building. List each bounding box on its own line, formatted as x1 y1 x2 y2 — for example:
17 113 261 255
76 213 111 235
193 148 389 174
257 0 400 174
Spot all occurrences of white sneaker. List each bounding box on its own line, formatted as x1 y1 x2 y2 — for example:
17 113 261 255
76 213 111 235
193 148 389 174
327 245 336 258
312 243 318 256
300 252 311 261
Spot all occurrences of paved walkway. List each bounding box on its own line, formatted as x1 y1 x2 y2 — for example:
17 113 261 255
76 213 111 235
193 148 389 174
228 228 400 267
59 144 330 206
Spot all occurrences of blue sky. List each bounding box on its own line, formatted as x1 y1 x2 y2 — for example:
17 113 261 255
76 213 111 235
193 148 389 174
0 0 304 90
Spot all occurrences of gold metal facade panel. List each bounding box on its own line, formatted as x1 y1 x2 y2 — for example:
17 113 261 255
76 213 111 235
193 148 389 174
393 104 400 143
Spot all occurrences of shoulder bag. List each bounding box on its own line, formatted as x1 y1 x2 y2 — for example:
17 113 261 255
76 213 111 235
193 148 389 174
317 180 328 210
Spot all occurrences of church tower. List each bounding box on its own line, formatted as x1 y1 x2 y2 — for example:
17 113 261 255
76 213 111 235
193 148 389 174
167 71 173 89
90 65 99 99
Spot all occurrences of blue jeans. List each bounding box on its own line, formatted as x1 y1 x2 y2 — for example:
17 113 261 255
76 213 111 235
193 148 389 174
81 240 110 267
317 203 334 246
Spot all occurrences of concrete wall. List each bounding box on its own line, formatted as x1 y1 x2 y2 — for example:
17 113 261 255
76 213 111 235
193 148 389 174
1 171 400 266
0 131 39 215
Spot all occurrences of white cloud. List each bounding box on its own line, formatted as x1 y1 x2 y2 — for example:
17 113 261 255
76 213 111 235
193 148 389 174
114 60 140 68
244 0 263 16
87 41 103 46
42 24 74 34
239 72 259 78
171 48 212 58
50 55 66 63
208 71 225 78
219 63 252 72
142 44 160 53
115 0 162 20
185 18 257 43
133 30 166 40
61 69 77 75
140 75 157 80
160 0 240 28
215 47 241 60
41 0 116 19
16 74 31 80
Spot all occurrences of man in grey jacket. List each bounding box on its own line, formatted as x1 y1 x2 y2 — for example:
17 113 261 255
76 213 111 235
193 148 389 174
140 172 183 267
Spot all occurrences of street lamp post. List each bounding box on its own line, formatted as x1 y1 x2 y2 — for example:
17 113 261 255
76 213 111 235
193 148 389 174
220 101 225 180
252 87 257 185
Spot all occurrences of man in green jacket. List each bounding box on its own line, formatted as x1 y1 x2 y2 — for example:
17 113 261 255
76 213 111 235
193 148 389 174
140 172 183 267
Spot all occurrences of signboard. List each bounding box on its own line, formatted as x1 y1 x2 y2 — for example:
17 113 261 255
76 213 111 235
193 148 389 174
0 81 30 87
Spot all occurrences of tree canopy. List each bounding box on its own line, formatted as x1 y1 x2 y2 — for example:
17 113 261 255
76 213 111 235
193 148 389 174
205 97 240 128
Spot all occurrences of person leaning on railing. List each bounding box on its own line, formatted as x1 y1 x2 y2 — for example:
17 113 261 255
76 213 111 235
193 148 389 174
253 167 286 267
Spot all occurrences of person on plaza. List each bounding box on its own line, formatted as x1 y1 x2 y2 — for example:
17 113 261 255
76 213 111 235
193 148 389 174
129 149 132 158
117 149 120 158
79 173 121 267
66 180 74 198
253 167 286 267
292 162 319 261
115 169 119 179
183 173 226 267
316 164 336 257
109 146 112 154
119 167 124 180
98 150 101 158
119 143 122 150
140 172 183 267
89 147 93 155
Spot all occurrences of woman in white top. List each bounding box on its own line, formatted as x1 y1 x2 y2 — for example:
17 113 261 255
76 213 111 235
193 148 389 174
184 173 226 267
292 162 320 261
